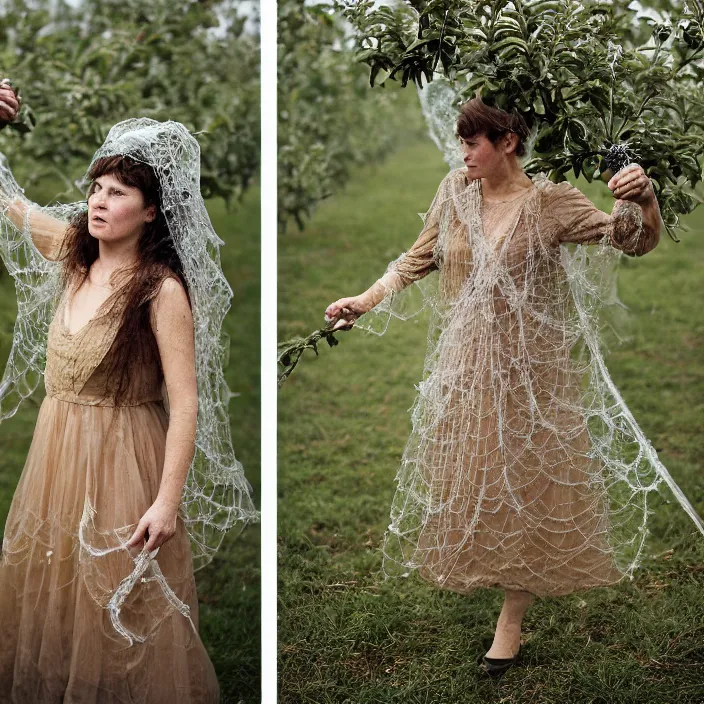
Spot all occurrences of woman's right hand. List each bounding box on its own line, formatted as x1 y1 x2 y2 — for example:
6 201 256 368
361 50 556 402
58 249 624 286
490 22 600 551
0 80 20 124
324 295 370 331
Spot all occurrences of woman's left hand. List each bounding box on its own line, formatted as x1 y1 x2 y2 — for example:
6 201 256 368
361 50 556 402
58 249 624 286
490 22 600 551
126 499 179 553
607 164 655 204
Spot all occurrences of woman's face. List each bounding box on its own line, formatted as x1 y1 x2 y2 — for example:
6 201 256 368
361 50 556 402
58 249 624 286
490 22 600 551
87 173 156 243
458 132 516 177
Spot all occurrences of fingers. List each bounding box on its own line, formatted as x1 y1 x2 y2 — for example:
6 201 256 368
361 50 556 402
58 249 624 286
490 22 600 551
144 524 175 552
144 530 160 552
0 85 19 118
616 183 647 201
332 317 354 331
324 304 340 322
0 104 18 122
325 298 349 317
607 164 642 190
126 519 148 549
608 166 650 201
615 178 650 201
0 100 19 117
0 90 18 110
325 298 355 325
328 303 358 330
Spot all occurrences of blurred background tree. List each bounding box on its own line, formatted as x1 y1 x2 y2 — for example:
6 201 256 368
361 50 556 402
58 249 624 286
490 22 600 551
0 0 259 203
277 0 425 231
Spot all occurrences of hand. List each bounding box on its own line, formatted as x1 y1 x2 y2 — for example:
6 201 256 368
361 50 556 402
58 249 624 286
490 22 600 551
324 295 370 331
0 80 21 124
607 164 654 204
126 498 179 553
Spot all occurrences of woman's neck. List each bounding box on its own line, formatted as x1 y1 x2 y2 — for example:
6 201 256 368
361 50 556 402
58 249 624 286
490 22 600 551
93 240 139 281
480 158 533 201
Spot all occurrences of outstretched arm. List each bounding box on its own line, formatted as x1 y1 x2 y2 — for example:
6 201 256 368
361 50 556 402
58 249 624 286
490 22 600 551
325 220 440 330
325 170 454 330
127 277 197 553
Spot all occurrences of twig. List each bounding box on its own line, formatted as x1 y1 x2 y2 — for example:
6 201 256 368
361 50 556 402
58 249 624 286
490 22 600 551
277 324 345 389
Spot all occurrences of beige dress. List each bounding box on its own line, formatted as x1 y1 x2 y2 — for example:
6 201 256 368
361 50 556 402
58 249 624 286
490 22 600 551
375 168 660 597
0 270 220 703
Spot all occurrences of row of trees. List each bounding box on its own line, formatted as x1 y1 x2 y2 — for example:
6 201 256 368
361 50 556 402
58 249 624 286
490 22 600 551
1 0 259 204
338 0 704 237
278 1 425 231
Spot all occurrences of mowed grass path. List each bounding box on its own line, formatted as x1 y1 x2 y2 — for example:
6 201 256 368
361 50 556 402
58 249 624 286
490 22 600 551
278 139 704 703
0 181 261 703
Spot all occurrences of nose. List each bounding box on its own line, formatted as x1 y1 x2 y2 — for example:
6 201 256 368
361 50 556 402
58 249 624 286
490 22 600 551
90 191 107 209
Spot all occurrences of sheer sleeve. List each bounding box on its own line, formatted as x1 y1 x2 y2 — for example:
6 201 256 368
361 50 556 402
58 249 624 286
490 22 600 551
4 196 69 261
375 170 455 295
545 182 658 257
356 170 459 335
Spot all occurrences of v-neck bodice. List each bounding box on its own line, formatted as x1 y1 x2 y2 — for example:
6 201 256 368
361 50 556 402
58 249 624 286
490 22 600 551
60 290 111 338
45 280 165 407
480 186 534 245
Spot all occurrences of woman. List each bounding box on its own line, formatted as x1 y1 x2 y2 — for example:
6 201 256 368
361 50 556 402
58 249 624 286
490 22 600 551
324 98 692 676
0 117 257 701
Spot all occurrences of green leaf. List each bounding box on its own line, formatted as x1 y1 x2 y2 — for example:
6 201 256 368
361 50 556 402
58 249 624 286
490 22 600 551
490 36 530 54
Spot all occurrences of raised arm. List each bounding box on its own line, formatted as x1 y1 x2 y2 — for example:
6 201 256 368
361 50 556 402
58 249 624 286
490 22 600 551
548 165 661 256
2 196 70 261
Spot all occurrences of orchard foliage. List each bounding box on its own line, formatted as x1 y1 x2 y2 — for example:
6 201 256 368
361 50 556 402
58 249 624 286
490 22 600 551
339 0 704 236
0 0 259 203
278 1 424 231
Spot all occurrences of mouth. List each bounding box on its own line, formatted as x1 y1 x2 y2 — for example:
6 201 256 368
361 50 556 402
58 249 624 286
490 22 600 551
90 214 107 224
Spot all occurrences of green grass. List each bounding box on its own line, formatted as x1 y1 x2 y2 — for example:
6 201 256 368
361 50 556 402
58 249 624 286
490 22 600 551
278 139 704 703
0 180 261 703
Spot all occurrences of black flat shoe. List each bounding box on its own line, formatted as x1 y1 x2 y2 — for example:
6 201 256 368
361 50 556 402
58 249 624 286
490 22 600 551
477 645 521 678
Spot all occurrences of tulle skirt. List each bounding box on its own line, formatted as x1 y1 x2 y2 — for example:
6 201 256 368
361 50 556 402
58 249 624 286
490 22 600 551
384 337 626 598
0 395 219 703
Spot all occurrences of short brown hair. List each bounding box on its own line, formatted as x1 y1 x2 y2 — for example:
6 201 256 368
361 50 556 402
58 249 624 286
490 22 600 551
456 97 531 157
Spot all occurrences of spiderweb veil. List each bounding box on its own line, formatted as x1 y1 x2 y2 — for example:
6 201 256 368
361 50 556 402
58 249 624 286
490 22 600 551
355 79 704 596
0 119 258 641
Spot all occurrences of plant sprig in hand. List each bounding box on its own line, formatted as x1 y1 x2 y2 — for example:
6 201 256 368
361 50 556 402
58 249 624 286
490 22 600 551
278 323 347 389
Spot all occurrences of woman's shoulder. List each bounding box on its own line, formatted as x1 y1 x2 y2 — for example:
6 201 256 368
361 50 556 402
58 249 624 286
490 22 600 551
142 265 187 307
157 275 186 297
153 267 187 299
148 269 192 331
434 167 471 199
445 167 470 185
535 178 584 210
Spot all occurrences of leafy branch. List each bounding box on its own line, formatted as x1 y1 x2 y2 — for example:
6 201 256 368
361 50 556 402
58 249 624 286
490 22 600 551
277 324 344 389
338 0 704 238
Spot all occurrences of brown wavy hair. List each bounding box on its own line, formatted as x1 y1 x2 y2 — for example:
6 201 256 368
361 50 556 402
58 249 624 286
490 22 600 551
456 97 531 157
60 155 190 405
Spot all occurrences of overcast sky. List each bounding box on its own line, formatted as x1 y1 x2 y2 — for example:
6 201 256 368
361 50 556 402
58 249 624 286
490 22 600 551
60 0 259 34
